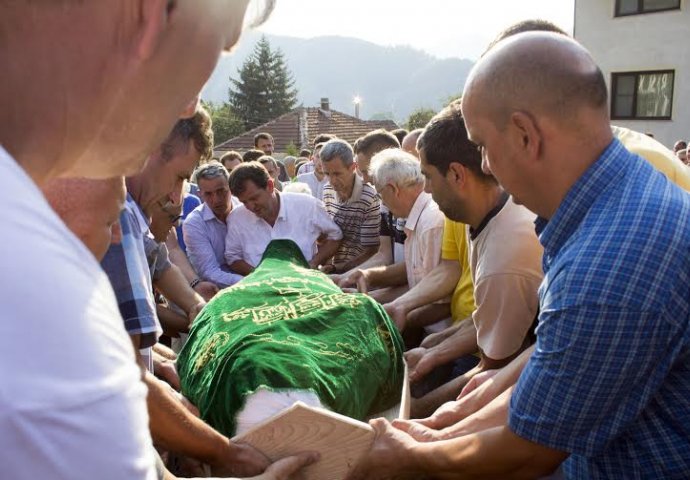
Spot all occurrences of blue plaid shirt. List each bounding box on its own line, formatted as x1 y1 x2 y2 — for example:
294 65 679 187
509 139 690 479
101 194 161 349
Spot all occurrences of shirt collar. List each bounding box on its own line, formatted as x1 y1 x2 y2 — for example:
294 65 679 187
469 190 509 240
275 192 288 222
538 138 627 256
200 202 216 221
127 192 150 230
404 191 432 233
349 174 364 202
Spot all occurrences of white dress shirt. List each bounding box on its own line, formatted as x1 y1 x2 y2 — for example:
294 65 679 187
225 192 342 267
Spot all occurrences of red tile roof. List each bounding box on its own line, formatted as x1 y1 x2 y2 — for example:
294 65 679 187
215 106 398 152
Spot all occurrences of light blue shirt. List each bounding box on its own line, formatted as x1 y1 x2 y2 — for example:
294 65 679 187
183 200 242 288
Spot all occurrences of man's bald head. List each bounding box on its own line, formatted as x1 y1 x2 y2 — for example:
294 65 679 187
465 32 608 130
43 177 126 260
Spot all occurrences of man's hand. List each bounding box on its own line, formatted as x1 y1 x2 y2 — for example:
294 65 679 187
404 347 436 383
319 264 336 274
345 418 422 480
459 368 499 399
390 419 446 443
352 270 370 294
154 356 181 391
194 281 218 301
415 399 471 430
383 302 409 331
249 452 320 480
188 301 206 324
210 441 271 477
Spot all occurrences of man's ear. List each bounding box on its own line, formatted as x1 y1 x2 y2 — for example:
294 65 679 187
266 178 275 194
136 0 173 60
447 162 466 188
510 111 542 160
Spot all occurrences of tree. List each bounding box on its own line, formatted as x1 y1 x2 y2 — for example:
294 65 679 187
204 101 245 145
229 36 298 130
406 107 436 130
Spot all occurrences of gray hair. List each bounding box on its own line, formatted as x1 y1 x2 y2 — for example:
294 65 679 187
192 161 229 184
283 155 297 167
320 139 354 166
369 149 424 189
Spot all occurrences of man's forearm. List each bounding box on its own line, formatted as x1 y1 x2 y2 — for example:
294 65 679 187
390 260 460 314
154 264 205 314
414 425 566 479
145 372 234 466
229 259 254 276
310 238 340 268
166 231 198 283
364 262 408 290
428 321 478 366
338 245 378 273
353 237 393 271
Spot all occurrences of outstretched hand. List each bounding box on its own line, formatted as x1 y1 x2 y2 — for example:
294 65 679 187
345 418 422 480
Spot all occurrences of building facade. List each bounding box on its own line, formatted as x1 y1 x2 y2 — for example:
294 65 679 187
575 0 689 148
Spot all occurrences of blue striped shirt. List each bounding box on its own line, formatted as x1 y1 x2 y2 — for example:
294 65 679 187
509 139 690 479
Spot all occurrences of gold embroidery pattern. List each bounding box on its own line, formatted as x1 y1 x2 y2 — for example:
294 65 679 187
244 334 357 360
194 332 230 373
221 290 364 326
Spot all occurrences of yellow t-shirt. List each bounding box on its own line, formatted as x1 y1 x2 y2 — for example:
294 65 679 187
441 217 475 323
613 126 690 192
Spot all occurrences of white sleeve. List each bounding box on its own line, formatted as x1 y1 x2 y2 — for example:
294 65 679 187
224 211 245 266
312 198 343 240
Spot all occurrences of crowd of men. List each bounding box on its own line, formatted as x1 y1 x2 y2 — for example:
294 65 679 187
2 2 689 479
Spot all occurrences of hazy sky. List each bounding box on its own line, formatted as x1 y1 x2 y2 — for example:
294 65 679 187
255 0 575 60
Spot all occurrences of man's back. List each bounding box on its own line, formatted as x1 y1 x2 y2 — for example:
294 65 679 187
511 139 690 478
0 149 155 479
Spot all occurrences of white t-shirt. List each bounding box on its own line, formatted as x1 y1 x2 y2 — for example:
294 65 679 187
469 196 543 360
295 171 328 201
225 192 342 268
0 147 156 479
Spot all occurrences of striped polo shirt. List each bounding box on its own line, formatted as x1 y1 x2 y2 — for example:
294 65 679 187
323 174 380 267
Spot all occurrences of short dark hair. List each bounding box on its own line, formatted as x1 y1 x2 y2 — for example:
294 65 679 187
486 19 568 54
391 128 408 145
254 132 274 147
354 129 400 157
220 150 242 165
300 149 312 157
228 162 270 195
242 149 265 163
417 100 493 182
161 106 214 163
313 134 336 148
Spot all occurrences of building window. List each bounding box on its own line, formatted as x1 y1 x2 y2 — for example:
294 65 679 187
611 70 674 120
615 0 680 16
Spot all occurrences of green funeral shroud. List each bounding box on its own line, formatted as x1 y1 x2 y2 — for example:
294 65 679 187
177 239 405 437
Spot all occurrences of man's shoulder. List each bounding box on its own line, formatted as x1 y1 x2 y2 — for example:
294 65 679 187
358 182 380 206
183 202 206 224
227 203 255 226
417 199 446 232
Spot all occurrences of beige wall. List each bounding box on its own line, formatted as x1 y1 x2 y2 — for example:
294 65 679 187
574 0 690 148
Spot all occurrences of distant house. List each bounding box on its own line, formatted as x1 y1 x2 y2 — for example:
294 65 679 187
214 98 398 155
575 0 689 147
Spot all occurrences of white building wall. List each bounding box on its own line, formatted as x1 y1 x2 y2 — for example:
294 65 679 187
574 0 690 148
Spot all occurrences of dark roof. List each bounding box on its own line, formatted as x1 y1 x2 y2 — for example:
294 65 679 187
215 106 398 152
